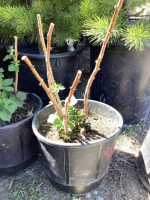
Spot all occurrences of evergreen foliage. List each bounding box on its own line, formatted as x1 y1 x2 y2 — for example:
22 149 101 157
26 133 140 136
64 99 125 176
83 0 150 51
0 0 149 50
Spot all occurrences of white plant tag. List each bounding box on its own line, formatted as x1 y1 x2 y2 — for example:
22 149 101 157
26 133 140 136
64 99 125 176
47 113 57 124
65 95 77 106
65 39 75 51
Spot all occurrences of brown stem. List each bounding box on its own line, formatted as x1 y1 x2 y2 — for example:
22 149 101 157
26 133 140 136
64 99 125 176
37 15 63 110
37 14 47 56
47 23 63 109
21 56 64 118
84 0 124 123
37 15 63 119
14 36 18 96
64 70 82 134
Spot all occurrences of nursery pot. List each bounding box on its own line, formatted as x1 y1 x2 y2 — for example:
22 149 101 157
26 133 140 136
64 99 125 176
90 42 150 125
0 93 43 177
136 128 150 192
32 99 123 194
17 40 84 106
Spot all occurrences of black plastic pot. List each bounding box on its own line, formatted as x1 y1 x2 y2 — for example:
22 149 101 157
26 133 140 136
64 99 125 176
32 99 123 194
136 128 150 192
90 42 150 125
17 41 84 106
0 93 43 177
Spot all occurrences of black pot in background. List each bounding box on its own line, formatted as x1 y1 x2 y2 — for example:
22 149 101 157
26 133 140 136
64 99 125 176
0 93 43 177
17 41 84 106
32 99 123 194
90 42 150 125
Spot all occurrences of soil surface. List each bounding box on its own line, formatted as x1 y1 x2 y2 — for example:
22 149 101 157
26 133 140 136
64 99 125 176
0 102 35 127
39 113 117 143
0 48 150 200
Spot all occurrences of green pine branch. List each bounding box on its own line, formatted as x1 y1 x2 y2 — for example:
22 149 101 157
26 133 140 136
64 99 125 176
0 0 149 50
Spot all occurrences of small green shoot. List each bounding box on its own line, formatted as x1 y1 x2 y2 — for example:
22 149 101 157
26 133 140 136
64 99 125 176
0 47 27 121
52 83 65 93
122 124 146 136
47 105 85 140
29 106 34 116
3 46 20 72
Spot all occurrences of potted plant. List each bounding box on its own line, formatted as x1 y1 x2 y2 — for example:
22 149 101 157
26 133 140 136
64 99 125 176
21 0 123 194
83 0 150 125
0 37 43 177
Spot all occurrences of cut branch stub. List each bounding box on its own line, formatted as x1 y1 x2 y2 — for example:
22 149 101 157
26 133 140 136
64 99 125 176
14 36 18 96
37 14 47 56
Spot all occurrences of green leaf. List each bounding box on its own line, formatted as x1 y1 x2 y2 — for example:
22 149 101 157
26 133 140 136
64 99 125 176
61 134 70 140
15 99 23 108
52 83 65 93
2 90 12 96
7 46 13 53
16 92 27 101
0 108 11 121
4 86 14 92
78 115 85 121
57 124 63 131
0 68 4 73
0 74 4 78
8 64 19 72
0 78 3 86
2 92 6 98
3 78 13 86
53 117 62 126
67 121 74 131
3 55 11 61
3 98 12 105
0 99 4 110
9 94 16 100
77 110 83 115
4 100 18 114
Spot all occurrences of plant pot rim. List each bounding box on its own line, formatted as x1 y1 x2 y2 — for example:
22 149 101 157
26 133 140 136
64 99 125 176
0 92 43 131
32 99 123 147
18 43 84 59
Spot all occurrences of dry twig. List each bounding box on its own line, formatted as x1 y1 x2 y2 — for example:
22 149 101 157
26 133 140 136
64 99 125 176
64 70 82 134
8 179 14 189
14 36 18 96
21 56 64 118
37 14 47 56
46 23 62 109
37 15 62 111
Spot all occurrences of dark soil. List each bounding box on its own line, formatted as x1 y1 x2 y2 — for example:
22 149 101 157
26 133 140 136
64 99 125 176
39 112 117 143
0 102 35 127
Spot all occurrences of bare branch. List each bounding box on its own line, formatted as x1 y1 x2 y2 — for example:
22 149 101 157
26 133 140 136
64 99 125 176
21 56 64 118
14 36 18 96
37 14 47 56
47 23 63 109
64 70 82 134
84 0 124 122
